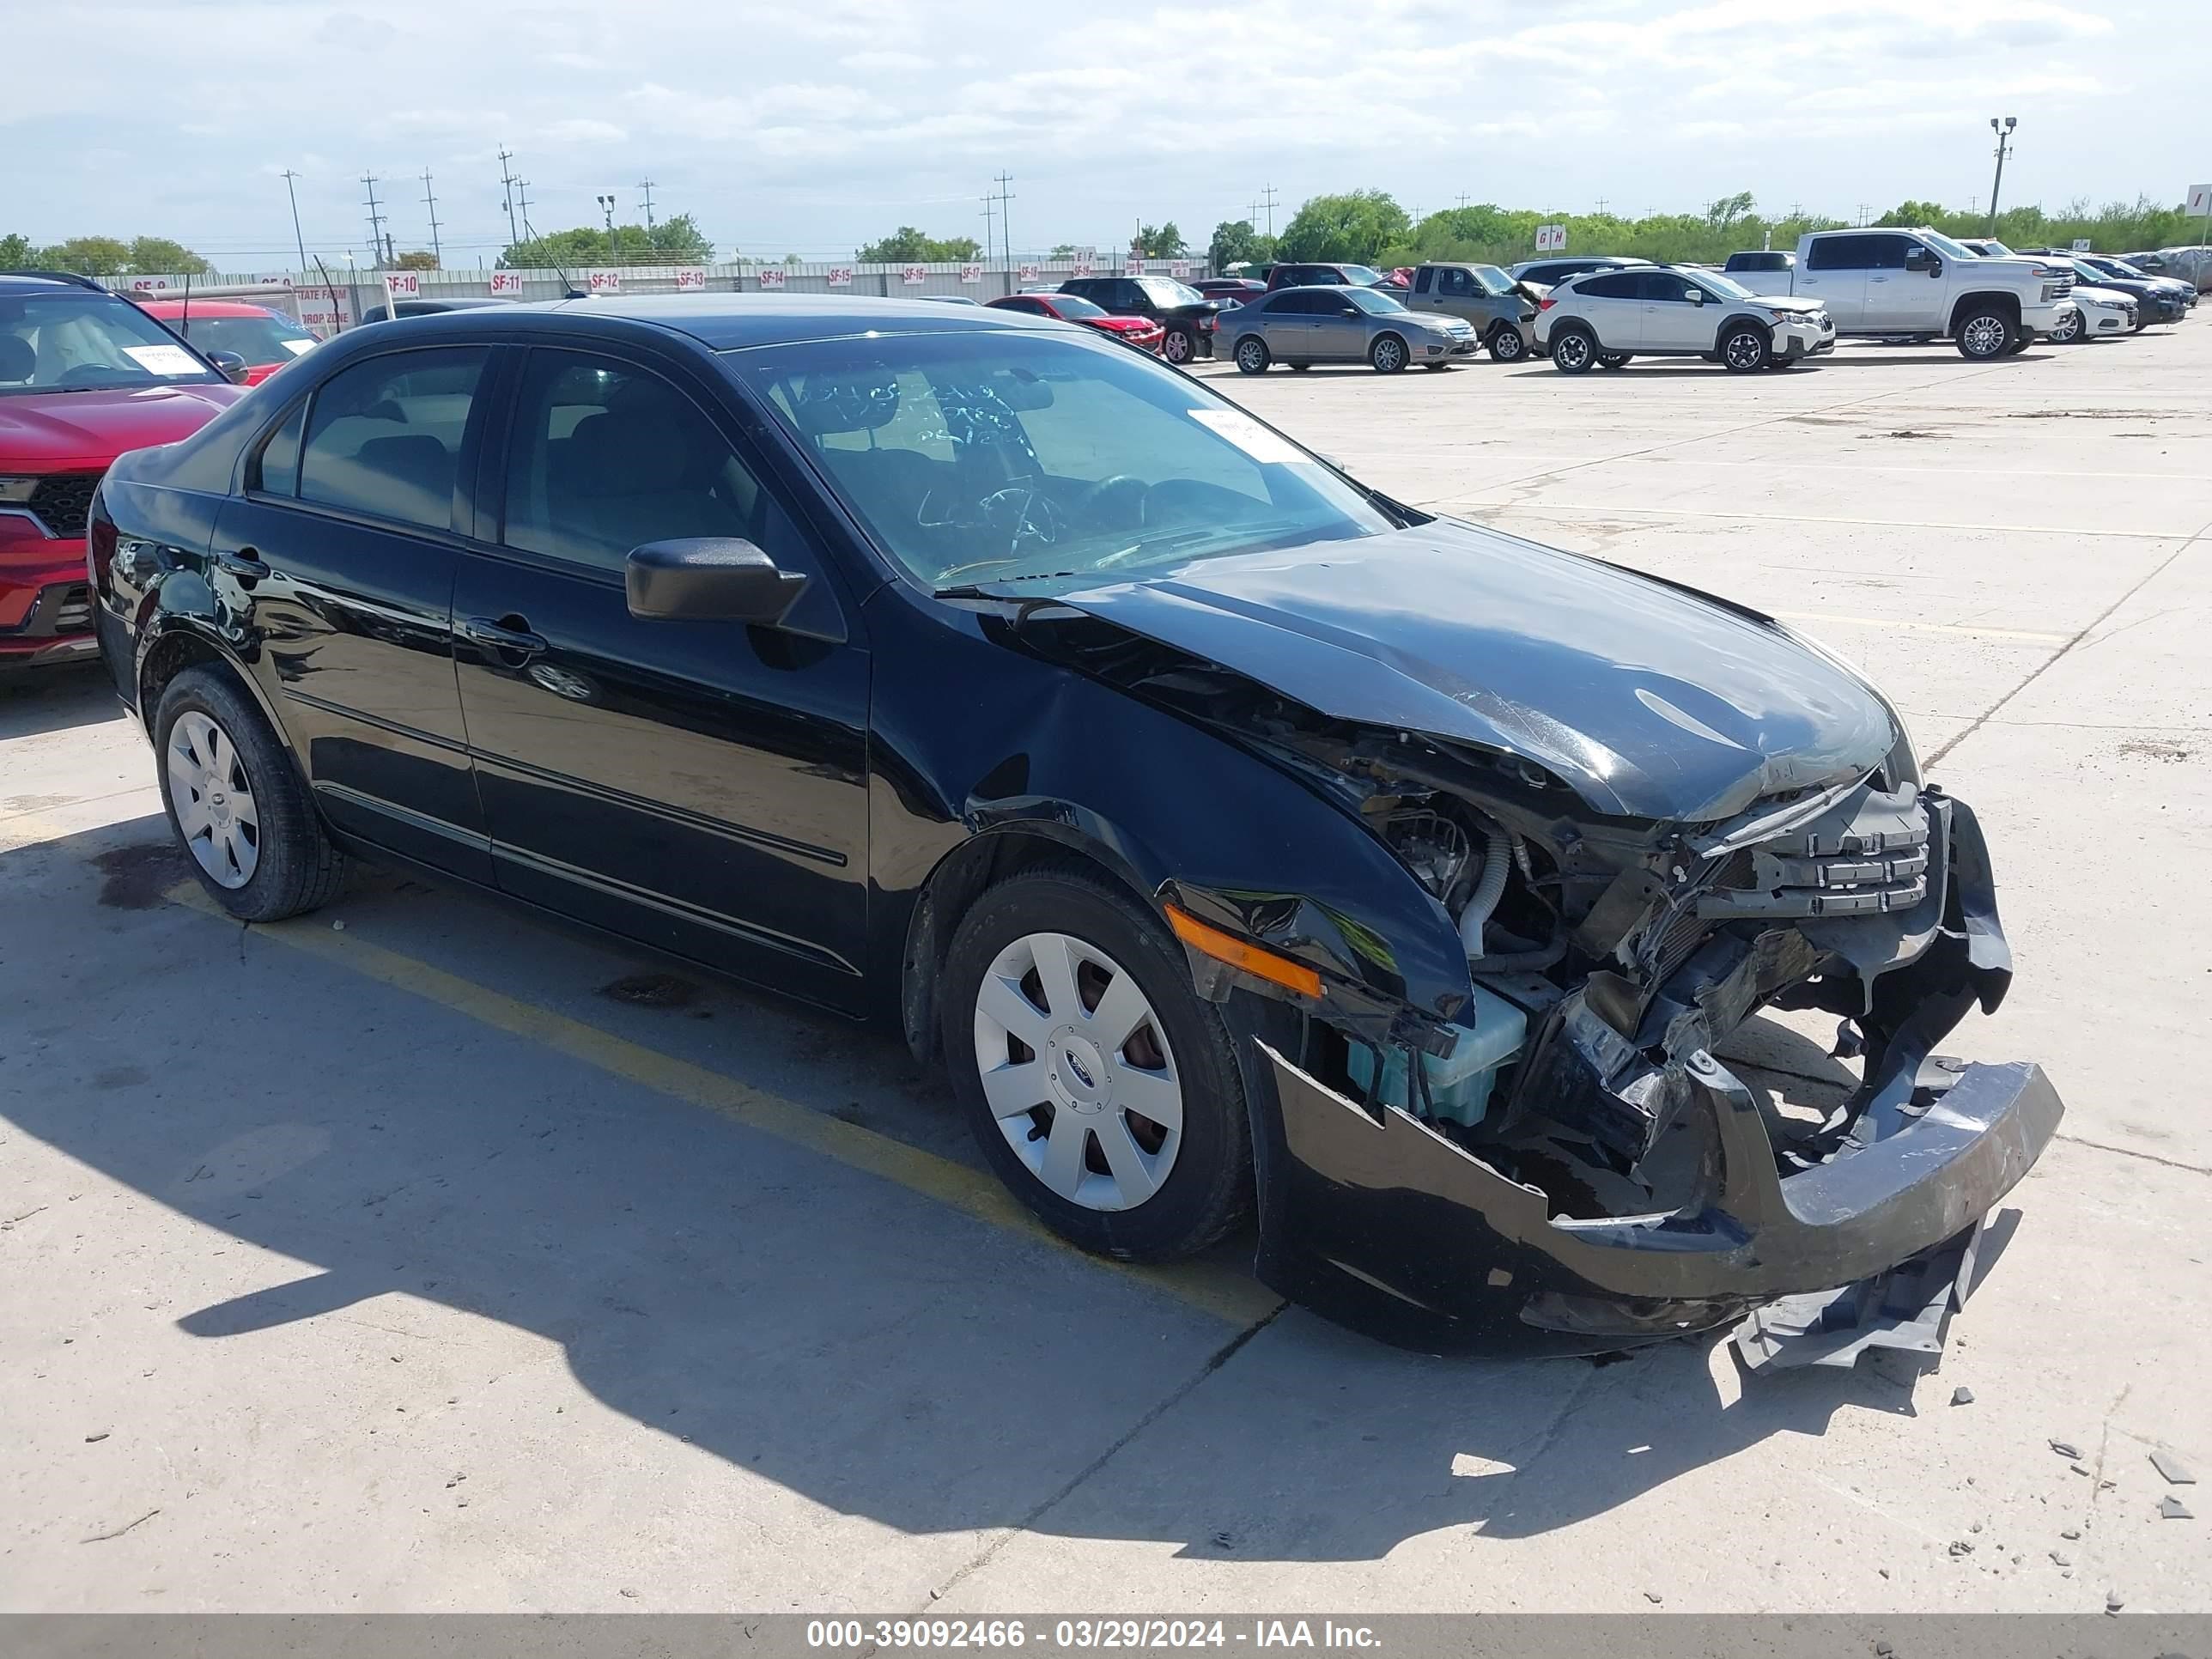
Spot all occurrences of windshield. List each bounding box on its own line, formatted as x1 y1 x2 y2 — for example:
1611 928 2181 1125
1920 229 1976 261
736 331 1395 593
1468 264 1514 295
2090 257 2144 278
1341 287 1407 314
1135 276 1205 307
1334 264 1383 287
1048 295 1106 319
173 310 318 364
1972 239 2014 257
0 291 221 396
1699 272 1757 299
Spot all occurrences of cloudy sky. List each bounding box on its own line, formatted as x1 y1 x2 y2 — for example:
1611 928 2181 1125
5 0 2197 268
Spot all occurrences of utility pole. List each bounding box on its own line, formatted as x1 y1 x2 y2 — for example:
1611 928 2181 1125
994 172 1015 270
496 148 520 246
1455 191 1470 210
981 193 997 267
1595 197 1607 216
1260 184 1279 236
515 178 533 234
1247 198 1261 230
1856 202 1871 228
362 173 386 268
421 167 442 265
637 178 657 228
281 169 308 274
1986 116 2018 231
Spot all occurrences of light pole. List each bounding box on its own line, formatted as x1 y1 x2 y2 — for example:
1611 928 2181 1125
281 169 308 275
598 193 619 265
1987 116 2017 232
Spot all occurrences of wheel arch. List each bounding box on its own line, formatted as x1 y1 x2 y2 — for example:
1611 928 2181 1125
1948 289 2022 333
1711 311 1774 351
137 617 283 743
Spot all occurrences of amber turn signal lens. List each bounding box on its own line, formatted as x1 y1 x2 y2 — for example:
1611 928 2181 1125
1164 903 1323 999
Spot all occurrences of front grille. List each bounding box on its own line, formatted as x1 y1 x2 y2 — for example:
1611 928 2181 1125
51 584 92 632
26 471 103 538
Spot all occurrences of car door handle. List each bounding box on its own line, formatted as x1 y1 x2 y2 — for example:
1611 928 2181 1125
462 616 548 657
214 548 269 582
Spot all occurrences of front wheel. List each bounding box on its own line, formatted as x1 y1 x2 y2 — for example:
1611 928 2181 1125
1955 307 2017 360
155 665 347 921
942 871 1251 1261
1720 325 1770 372
1369 332 1408 373
1550 327 1596 373
1487 325 1527 363
1233 336 1270 374
1162 326 1197 365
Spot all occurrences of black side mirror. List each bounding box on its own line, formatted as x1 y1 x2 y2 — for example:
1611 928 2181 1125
625 538 807 625
207 350 251 385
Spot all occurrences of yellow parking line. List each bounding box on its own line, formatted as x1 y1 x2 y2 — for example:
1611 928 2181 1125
163 882 1283 1330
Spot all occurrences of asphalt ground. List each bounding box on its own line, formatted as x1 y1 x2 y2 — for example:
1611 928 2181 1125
3 319 2206 1613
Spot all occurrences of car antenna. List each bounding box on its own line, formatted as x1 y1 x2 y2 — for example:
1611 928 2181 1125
519 206 586 301
310 255 344 333
179 270 191 343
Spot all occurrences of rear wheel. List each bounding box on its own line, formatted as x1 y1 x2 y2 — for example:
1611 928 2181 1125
1954 306 2017 360
1234 335 1270 374
941 871 1251 1261
1486 325 1528 363
1162 326 1198 365
1550 326 1596 373
1369 332 1409 373
1720 325 1770 372
155 666 346 921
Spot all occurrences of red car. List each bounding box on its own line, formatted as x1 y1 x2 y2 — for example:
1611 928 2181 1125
986 291 1165 352
140 297 319 386
3 273 244 675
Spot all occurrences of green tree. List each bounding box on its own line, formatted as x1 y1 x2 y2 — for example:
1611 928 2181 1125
1050 242 1078 258
125 236 211 275
1704 191 1755 231
856 226 980 263
1275 191 1411 264
38 235 133 276
1136 221 1187 258
641 212 714 264
1206 219 1270 271
392 249 441 270
500 211 714 270
0 232 37 267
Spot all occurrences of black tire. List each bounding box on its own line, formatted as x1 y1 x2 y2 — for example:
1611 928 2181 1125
1162 326 1198 366
154 665 346 921
2004 332 2033 355
1288 362 1311 372
1954 306 2017 360
1550 326 1596 373
1369 331 1409 373
941 869 1252 1261
1486 325 1528 363
1233 335 1270 374
1720 325 1769 372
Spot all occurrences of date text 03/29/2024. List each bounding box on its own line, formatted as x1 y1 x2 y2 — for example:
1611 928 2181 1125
805 1620 1382 1650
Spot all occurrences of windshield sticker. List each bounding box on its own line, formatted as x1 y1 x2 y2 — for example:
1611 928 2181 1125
280 338 319 356
1188 409 1310 465
121 343 205 377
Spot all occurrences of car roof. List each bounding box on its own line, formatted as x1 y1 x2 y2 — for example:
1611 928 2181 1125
137 298 283 318
1 271 120 295
348 293 1066 351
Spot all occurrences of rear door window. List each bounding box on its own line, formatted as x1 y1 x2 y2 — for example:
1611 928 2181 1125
1808 236 1876 271
1575 272 1643 301
297 347 487 532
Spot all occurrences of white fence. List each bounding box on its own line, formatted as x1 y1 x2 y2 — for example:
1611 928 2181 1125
104 258 1216 333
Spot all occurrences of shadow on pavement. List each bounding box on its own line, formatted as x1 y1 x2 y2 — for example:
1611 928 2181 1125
0 664 122 744
0 815 1912 1562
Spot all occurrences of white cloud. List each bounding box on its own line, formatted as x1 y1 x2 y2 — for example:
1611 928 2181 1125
0 0 2178 267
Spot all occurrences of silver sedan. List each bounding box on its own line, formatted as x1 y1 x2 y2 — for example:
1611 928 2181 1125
1216 285 1479 373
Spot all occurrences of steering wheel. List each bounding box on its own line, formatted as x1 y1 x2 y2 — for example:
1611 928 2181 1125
59 363 128 386
1079 474 1151 531
976 486 1067 550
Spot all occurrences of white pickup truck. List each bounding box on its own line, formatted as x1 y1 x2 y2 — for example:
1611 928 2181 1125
1727 228 2074 358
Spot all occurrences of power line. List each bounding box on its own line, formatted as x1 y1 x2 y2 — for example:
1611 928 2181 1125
422 167 442 264
361 173 386 269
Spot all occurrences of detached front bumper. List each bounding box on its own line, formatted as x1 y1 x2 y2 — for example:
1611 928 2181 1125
1241 792 2064 1355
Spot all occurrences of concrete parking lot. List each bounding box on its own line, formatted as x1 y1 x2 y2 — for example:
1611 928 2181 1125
3 325 2207 1614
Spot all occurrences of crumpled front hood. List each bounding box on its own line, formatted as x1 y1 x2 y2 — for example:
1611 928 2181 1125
0 383 244 468
1055 520 1898 822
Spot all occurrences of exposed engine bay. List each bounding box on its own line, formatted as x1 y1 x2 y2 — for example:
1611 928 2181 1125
1008 600 2062 1359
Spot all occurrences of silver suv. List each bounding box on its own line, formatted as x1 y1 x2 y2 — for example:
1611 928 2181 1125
1534 265 1833 374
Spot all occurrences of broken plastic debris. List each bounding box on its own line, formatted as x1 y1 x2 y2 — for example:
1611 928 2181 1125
1952 1386 1975 1406
2158 1495 2194 1520
2106 1591 2124 1614
2050 1439 2082 1459
2149 1450 2195 1485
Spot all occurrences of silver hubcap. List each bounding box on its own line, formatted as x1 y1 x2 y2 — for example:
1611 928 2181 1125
1238 341 1264 370
167 710 259 889
1495 331 1522 359
1376 338 1401 370
1727 333 1762 368
971 932 1183 1212
1963 315 2006 355
1164 331 1190 362
1558 336 1589 368
2052 312 2079 342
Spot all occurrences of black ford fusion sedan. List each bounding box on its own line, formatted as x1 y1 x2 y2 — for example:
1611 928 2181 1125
89 295 2061 1356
